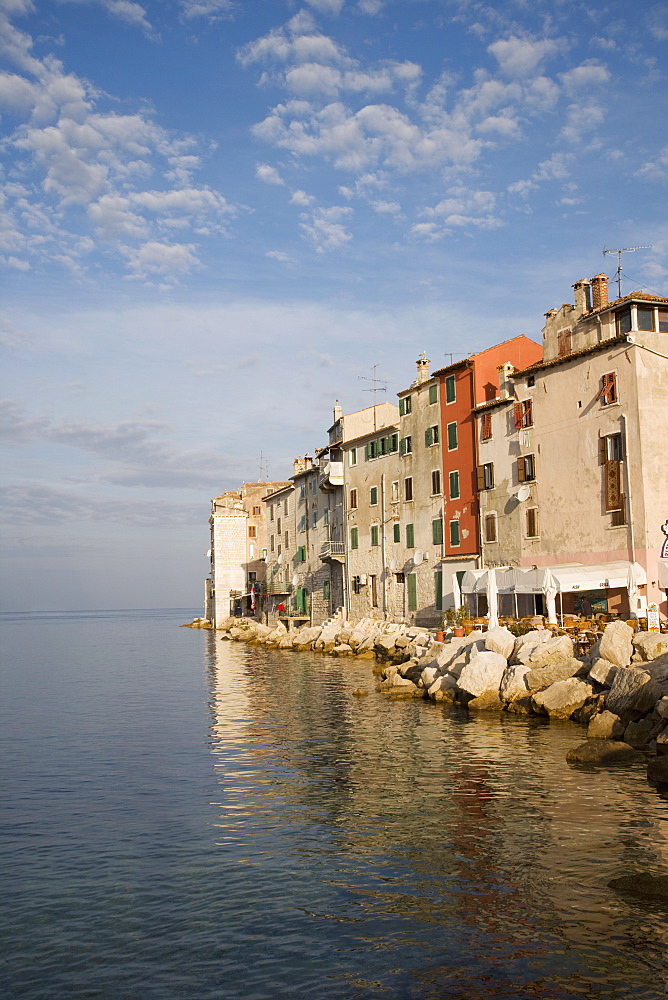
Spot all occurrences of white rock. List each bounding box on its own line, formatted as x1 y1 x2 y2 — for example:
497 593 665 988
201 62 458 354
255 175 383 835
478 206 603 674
599 620 634 668
532 677 593 719
589 658 618 688
458 651 508 698
499 664 531 702
485 626 516 660
587 710 625 739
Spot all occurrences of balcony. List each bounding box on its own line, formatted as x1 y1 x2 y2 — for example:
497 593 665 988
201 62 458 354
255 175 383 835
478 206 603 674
262 579 292 595
318 461 344 491
320 540 345 562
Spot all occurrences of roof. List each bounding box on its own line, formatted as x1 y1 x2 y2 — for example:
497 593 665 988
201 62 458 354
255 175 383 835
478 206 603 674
262 482 294 501
431 335 540 378
513 333 629 376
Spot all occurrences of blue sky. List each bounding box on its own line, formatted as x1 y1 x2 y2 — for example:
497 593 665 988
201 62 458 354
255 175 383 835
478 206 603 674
2 0 667 610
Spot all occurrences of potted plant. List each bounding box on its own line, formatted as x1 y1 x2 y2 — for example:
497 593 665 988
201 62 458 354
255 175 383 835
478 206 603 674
452 606 469 637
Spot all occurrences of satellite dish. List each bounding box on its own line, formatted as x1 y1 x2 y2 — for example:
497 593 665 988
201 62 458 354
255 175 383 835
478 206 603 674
277 553 283 565
413 549 423 566
389 558 398 572
291 573 299 586
517 484 531 502
206 550 211 559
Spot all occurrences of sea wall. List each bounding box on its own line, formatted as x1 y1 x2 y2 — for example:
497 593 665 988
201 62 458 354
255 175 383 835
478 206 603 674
188 615 668 781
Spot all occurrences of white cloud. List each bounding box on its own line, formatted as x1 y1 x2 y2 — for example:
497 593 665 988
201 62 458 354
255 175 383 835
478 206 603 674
488 35 563 79
299 204 352 252
371 199 400 214
255 162 285 185
635 146 668 181
561 100 605 143
121 240 199 279
421 186 501 232
290 188 315 206
265 250 294 263
559 61 610 94
56 0 154 36
508 153 572 198
179 0 234 20
305 0 345 16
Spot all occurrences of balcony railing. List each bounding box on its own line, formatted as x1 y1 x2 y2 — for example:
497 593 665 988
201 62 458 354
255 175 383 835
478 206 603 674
320 540 345 561
318 461 344 491
262 579 292 595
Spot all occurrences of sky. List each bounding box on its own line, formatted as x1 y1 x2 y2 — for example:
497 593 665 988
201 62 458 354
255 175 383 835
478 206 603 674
1 0 667 611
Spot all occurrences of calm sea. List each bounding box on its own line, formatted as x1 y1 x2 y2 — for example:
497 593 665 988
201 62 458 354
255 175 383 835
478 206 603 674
1 608 667 1000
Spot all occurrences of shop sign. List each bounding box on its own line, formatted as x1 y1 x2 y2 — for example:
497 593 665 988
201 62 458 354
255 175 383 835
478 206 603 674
647 603 660 633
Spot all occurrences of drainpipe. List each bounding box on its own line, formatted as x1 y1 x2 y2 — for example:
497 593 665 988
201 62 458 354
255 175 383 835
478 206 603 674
620 412 636 565
381 472 388 619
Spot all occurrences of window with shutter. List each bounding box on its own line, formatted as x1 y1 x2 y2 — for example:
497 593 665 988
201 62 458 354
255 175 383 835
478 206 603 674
248 525 257 538
599 372 618 405
517 456 526 482
514 400 533 428
526 507 539 538
350 488 357 509
393 523 400 543
432 518 443 545
481 412 492 440
406 523 415 548
350 527 358 549
407 574 417 611
300 484 306 500
298 546 306 562
404 477 413 501
484 513 497 542
431 469 441 495
425 427 433 447
371 525 379 546
449 519 460 547
447 422 458 450
323 508 329 526
524 455 535 481
435 571 443 611
476 465 486 490
399 398 405 416
558 328 572 357
370 486 378 506
445 375 456 403
429 384 438 404
449 470 460 499
404 395 412 414
350 448 357 466
513 402 523 429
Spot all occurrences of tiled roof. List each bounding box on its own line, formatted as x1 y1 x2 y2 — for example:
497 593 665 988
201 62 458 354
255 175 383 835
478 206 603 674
513 333 629 376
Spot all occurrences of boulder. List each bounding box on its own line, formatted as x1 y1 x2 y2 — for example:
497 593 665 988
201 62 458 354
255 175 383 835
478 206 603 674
633 631 668 663
532 678 593 719
587 710 625 740
647 757 668 784
657 697 668 720
394 634 410 649
605 666 661 718
420 666 442 689
609 873 668 901
428 674 457 703
292 626 322 650
332 644 352 656
457 651 508 699
598 620 633 668
499 664 531 702
314 625 341 653
566 740 644 764
511 629 552 664
484 626 516 660
588 658 618 688
655 728 668 755
506 695 535 715
524 659 585 691
397 660 425 685
524 634 576 670
467 691 504 712
624 716 664 748
374 634 398 657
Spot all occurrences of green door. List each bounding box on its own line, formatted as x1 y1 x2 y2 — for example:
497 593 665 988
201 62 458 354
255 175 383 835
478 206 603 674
407 573 417 612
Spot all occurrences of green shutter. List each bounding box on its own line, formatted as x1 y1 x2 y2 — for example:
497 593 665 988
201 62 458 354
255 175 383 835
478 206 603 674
425 427 433 447
298 545 306 562
390 433 398 452
323 580 330 601
446 375 456 403
432 518 443 545
400 437 407 456
407 573 417 611
393 523 400 543
449 520 460 547
435 572 443 611
399 398 405 416
429 384 437 404
370 486 378 505
447 422 458 449
371 525 379 546
365 443 371 460
350 527 358 549
406 523 414 548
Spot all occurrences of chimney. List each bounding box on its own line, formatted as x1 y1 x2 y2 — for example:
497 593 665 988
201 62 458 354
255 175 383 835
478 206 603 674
293 456 306 476
572 279 592 313
416 353 430 384
497 362 516 400
333 399 343 423
590 273 609 310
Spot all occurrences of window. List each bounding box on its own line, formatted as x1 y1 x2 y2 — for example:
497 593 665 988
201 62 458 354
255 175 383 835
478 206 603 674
298 545 306 562
391 480 399 502
527 376 535 388
261 548 267 560
431 469 441 495
350 488 358 509
284 499 288 515
393 523 400 543
432 518 443 545
270 535 275 551
599 433 623 463
323 507 329 526
249 544 254 559
526 507 539 538
300 484 306 500
407 574 417 612
370 486 378 506
311 478 317 494
352 576 362 595
270 505 275 521
616 308 632 335
400 435 412 455
248 525 257 538
406 523 415 548
445 375 456 403
558 328 572 357
277 544 281 556
350 527 358 549
277 517 281 534
517 454 535 482
434 571 443 611
284 531 289 547
476 462 494 490
323 580 330 601
350 448 357 466
513 400 533 428
449 470 460 500
404 477 413 502
252 505 261 516
481 412 492 440
371 525 379 546
399 395 412 415
660 309 668 333
599 372 618 406
395 572 405 584
429 384 438 404
312 510 317 528
425 425 439 446
447 421 458 450
484 513 497 543
299 515 307 532
449 519 460 547
637 307 654 332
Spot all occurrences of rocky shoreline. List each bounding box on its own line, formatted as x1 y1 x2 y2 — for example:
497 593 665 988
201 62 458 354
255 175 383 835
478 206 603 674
185 615 668 785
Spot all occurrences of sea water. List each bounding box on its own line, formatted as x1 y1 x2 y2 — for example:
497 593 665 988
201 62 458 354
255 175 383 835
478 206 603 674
1 609 667 999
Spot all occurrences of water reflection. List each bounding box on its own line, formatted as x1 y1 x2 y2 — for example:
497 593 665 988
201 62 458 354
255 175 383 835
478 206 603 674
204 634 668 999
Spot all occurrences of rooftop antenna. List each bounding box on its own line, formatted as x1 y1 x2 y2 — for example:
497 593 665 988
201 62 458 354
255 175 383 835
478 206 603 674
258 450 269 481
603 246 652 299
359 364 390 432
443 352 467 365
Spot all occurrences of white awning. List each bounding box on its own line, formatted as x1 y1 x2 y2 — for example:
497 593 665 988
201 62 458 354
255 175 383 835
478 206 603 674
549 561 646 593
461 569 488 594
659 561 668 590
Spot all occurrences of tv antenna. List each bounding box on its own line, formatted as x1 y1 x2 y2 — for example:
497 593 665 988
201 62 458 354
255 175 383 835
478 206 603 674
258 450 269 481
443 352 467 365
602 246 652 299
359 364 391 431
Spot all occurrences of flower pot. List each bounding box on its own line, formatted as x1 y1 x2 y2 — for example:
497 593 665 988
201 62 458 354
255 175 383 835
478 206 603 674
435 630 446 642
453 626 465 637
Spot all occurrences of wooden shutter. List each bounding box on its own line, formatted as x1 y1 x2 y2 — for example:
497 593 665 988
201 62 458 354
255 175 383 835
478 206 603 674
513 402 523 429
406 523 414 547
393 523 400 543
425 427 433 447
435 571 443 611
400 437 406 456
476 465 486 490
432 518 443 545
399 398 405 416
429 384 437 404
598 437 607 465
407 573 417 611
517 456 526 482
